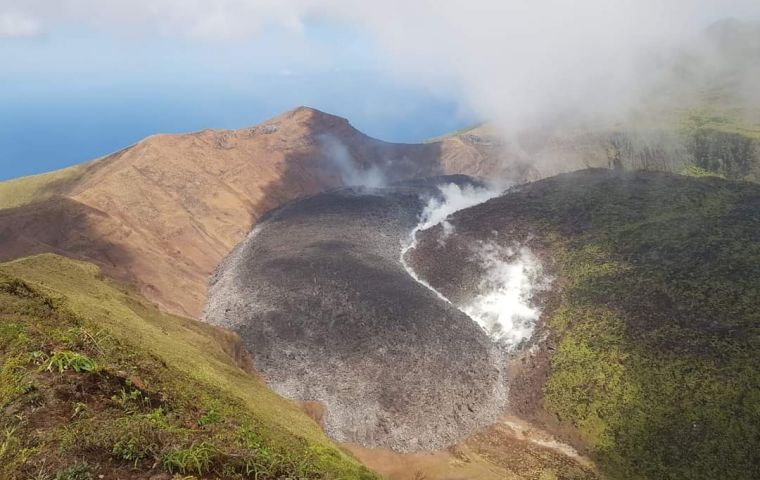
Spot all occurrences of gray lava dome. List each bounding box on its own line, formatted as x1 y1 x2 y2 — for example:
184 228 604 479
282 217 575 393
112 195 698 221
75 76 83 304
202 177 508 451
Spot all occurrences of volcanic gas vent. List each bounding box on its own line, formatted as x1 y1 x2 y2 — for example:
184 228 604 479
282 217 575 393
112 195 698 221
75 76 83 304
403 188 554 355
400 182 552 351
203 178 508 452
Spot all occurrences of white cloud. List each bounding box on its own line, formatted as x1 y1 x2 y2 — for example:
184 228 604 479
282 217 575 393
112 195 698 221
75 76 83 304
1 0 759 128
0 12 40 37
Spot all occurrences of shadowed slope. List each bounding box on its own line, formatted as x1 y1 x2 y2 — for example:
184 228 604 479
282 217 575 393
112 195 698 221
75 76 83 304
6 105 755 320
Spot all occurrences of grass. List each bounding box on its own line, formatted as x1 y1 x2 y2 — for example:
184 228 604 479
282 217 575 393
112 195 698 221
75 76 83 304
0 163 93 210
680 164 725 179
678 107 760 140
482 169 760 479
46 351 97 373
0 254 377 479
675 108 760 181
53 463 92 480
424 122 487 143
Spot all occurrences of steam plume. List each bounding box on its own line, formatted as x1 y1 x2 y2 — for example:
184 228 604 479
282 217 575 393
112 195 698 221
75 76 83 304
401 182 552 350
401 182 505 304
318 134 387 188
462 243 550 349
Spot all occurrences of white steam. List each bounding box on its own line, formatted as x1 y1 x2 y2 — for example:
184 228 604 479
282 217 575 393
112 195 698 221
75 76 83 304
0 11 39 37
417 183 504 232
401 182 505 304
318 134 387 188
401 182 550 350
461 243 549 349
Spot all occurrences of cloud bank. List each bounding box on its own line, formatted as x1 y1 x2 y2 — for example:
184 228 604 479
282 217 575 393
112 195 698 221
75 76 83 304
2 1 759 129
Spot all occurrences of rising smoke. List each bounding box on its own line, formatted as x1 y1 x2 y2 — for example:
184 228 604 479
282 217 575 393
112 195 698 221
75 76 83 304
400 182 506 304
402 182 550 350
461 242 550 350
318 134 387 188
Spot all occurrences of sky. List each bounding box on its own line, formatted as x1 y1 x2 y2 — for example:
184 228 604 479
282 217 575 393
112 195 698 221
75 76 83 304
1 1 759 181
0 19 473 180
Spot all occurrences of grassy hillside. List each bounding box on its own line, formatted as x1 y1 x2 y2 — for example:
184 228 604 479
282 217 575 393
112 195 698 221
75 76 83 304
0 254 376 480
677 109 760 181
0 163 94 210
497 171 760 479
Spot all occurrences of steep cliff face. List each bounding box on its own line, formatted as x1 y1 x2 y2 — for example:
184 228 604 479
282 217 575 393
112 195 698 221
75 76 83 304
203 178 509 452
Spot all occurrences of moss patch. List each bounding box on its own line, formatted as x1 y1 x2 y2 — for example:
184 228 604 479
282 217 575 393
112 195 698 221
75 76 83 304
440 169 760 479
530 171 760 479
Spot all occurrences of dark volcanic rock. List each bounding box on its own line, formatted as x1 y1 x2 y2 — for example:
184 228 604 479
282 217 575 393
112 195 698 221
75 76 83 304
203 177 507 451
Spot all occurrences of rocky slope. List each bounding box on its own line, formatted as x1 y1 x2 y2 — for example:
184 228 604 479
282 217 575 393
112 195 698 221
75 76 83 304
201 166 760 478
204 167 759 479
203 178 508 452
3 110 758 478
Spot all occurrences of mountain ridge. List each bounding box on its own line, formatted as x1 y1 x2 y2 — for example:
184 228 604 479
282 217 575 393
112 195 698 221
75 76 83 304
2 105 760 319
0 107 450 317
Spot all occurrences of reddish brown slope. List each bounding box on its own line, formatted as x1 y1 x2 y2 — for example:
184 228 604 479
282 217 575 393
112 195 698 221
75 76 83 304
0 107 625 318
437 123 615 181
0 107 447 316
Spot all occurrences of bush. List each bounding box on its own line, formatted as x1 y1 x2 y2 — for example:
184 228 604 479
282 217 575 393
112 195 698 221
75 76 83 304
46 351 97 374
197 407 221 428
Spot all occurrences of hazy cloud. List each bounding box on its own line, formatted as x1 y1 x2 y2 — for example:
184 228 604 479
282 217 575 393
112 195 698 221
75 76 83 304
2 0 759 128
0 11 40 37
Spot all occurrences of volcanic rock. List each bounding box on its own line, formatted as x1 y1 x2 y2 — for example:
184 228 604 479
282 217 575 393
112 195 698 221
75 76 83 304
203 177 508 451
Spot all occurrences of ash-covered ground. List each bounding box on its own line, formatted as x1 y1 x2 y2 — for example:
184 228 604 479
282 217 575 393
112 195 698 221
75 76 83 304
203 176 513 451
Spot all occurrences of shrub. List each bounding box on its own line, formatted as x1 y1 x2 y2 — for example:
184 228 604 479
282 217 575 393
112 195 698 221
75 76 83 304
46 351 97 374
112 436 148 467
197 408 221 428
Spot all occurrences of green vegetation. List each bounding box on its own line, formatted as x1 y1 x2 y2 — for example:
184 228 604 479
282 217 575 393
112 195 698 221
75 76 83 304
598 109 760 182
506 170 760 479
0 163 94 209
424 122 486 143
53 463 92 480
0 254 377 479
680 164 725 179
677 109 760 181
678 108 760 140
46 351 98 373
